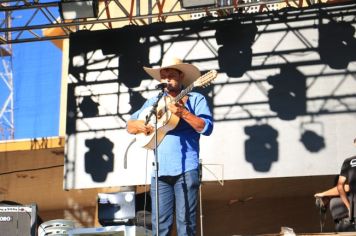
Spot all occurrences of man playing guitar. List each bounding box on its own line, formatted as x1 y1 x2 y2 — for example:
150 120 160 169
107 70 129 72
126 57 214 236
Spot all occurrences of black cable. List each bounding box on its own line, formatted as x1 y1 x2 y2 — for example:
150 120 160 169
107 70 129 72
0 164 64 176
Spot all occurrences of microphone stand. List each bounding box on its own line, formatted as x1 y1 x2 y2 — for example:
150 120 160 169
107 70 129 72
199 159 204 236
145 88 165 236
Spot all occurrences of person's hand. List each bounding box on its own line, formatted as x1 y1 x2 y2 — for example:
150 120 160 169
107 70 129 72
314 193 324 198
168 101 189 118
133 120 154 135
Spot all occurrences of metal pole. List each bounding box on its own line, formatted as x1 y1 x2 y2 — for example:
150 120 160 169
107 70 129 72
150 90 165 236
199 184 204 236
154 116 160 236
199 159 204 236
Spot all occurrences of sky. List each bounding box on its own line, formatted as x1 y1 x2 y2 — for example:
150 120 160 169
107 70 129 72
0 3 63 140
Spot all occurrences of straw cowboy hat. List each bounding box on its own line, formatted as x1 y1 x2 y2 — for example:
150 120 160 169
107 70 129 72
143 57 201 87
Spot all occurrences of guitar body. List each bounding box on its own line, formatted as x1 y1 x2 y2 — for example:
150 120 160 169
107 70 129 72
136 96 180 150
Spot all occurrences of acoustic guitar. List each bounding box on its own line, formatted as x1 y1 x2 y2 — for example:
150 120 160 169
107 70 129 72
136 70 217 150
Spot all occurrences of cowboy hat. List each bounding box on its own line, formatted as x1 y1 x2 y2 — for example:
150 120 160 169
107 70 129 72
143 57 201 87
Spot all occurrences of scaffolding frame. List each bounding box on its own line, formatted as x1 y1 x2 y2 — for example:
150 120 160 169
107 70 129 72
0 5 14 139
0 0 320 44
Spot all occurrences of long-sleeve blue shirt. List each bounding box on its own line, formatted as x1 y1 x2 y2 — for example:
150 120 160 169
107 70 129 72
130 92 213 177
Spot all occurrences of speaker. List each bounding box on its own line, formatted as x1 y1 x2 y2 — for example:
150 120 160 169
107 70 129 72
98 191 136 226
181 0 216 8
0 203 37 236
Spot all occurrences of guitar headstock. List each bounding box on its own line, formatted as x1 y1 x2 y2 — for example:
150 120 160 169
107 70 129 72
193 70 218 88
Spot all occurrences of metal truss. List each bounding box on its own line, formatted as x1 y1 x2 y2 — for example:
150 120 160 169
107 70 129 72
0 5 14 140
0 41 14 140
0 0 331 44
0 60 14 140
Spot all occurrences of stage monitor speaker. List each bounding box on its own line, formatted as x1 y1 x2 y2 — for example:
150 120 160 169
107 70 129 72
181 0 216 8
0 203 37 236
98 191 136 226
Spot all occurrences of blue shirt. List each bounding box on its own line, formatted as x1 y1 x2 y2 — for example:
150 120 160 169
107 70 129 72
130 92 213 177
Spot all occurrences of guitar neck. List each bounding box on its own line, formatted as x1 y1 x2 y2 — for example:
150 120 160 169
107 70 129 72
173 83 194 103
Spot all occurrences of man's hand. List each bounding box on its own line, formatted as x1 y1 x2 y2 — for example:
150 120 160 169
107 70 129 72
314 193 324 198
167 100 206 132
168 101 189 118
127 120 154 135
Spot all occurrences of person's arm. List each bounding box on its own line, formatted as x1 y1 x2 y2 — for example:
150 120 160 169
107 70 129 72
315 186 340 198
315 184 350 198
126 97 156 135
337 175 351 214
169 94 213 135
168 102 206 132
126 120 153 135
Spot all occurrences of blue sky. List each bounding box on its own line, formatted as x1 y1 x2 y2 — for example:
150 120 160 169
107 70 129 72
0 4 63 140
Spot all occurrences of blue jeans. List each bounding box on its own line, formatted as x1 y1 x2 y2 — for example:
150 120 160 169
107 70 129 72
150 169 200 236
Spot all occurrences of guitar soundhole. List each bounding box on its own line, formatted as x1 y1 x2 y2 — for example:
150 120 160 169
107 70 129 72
157 110 163 119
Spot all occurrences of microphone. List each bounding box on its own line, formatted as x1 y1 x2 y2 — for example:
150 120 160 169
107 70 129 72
155 83 168 89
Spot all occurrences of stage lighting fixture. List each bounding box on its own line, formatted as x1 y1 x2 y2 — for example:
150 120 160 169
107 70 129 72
244 124 278 172
300 130 325 153
181 0 216 9
267 65 306 120
59 0 99 20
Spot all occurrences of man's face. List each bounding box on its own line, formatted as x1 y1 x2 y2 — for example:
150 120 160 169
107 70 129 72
160 68 184 92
